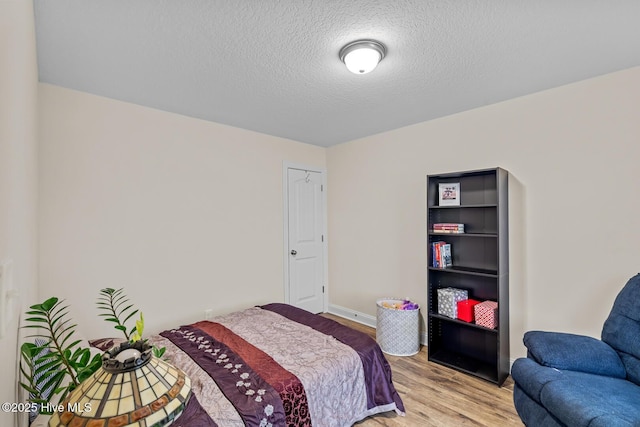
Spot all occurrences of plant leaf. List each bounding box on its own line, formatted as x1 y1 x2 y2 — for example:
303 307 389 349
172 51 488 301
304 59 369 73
47 300 65 314
20 342 37 356
96 287 139 340
19 382 39 395
76 354 101 383
62 337 82 352
78 349 90 366
24 317 49 323
38 371 66 397
153 346 166 358
50 310 71 329
121 309 140 324
39 302 57 312
58 329 78 349
25 310 47 316
33 355 59 371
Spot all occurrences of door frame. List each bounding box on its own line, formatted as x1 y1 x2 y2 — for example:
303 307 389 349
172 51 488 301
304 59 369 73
282 162 328 312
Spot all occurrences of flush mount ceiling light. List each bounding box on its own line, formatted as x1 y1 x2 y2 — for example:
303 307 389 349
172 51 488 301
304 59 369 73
339 40 386 74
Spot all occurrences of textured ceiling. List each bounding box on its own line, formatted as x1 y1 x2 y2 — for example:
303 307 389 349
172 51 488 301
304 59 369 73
33 1 640 147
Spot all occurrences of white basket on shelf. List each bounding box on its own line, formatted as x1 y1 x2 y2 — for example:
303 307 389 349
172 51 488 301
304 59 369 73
376 298 420 356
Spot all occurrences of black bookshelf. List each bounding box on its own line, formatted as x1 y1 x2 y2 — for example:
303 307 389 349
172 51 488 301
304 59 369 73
427 167 509 386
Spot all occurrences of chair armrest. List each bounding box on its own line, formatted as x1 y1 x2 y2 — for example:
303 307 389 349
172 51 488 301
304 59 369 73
524 331 626 378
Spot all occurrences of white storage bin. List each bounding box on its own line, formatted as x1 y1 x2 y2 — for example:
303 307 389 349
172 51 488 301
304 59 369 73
376 298 420 356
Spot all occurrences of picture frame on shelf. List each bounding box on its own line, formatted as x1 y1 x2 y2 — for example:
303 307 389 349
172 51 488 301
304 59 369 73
438 182 460 206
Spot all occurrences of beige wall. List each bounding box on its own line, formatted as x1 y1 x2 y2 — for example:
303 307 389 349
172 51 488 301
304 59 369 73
38 84 326 339
35 59 640 364
0 1 39 425
327 67 640 358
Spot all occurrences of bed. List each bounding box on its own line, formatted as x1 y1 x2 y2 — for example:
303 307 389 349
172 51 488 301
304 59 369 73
146 303 405 426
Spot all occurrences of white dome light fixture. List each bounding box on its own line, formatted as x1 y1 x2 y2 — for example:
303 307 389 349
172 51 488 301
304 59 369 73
339 40 386 75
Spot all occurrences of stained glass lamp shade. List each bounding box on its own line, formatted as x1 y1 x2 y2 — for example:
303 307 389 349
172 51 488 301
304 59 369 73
48 341 191 427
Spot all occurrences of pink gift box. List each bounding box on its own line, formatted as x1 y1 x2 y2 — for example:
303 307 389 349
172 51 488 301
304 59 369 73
474 300 498 329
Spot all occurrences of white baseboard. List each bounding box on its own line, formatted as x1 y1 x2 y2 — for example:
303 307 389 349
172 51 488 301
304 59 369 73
327 303 428 346
327 304 377 328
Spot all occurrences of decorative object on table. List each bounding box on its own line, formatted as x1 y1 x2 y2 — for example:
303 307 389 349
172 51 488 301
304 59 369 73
457 299 480 323
436 287 468 319
438 182 460 206
20 288 167 422
47 340 192 427
87 337 127 352
474 300 499 329
376 298 420 356
432 223 465 233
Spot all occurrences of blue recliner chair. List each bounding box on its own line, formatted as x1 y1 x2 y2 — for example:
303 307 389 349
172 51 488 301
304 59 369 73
512 273 640 427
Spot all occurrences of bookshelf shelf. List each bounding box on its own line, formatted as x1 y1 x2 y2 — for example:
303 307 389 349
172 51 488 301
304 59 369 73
428 232 498 238
428 266 498 277
429 204 498 209
427 167 509 386
429 312 500 333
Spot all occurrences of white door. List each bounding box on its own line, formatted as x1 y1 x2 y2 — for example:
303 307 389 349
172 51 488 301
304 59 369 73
286 168 325 313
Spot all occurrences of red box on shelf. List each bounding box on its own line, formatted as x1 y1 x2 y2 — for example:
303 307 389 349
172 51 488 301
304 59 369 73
474 300 499 329
456 299 480 322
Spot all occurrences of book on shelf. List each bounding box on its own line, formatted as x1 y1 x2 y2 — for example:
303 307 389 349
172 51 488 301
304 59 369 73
432 241 441 267
431 241 452 268
441 243 452 267
432 223 464 233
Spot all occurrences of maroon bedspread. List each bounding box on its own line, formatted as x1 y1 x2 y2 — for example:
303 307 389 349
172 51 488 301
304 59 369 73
261 303 405 415
158 304 404 426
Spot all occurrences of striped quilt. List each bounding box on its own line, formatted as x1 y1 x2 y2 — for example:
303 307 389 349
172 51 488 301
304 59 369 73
149 303 405 426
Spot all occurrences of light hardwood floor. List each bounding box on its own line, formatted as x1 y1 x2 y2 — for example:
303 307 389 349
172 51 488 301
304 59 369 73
321 313 523 427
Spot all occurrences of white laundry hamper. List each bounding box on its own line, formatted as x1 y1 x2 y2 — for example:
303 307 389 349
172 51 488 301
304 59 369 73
376 298 420 356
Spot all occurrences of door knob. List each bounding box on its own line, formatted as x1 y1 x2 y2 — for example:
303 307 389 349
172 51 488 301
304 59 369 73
290 250 297 255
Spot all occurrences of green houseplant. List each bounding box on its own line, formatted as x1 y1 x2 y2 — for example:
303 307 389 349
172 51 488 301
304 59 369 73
96 288 165 358
19 297 102 411
96 287 140 340
20 288 164 413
